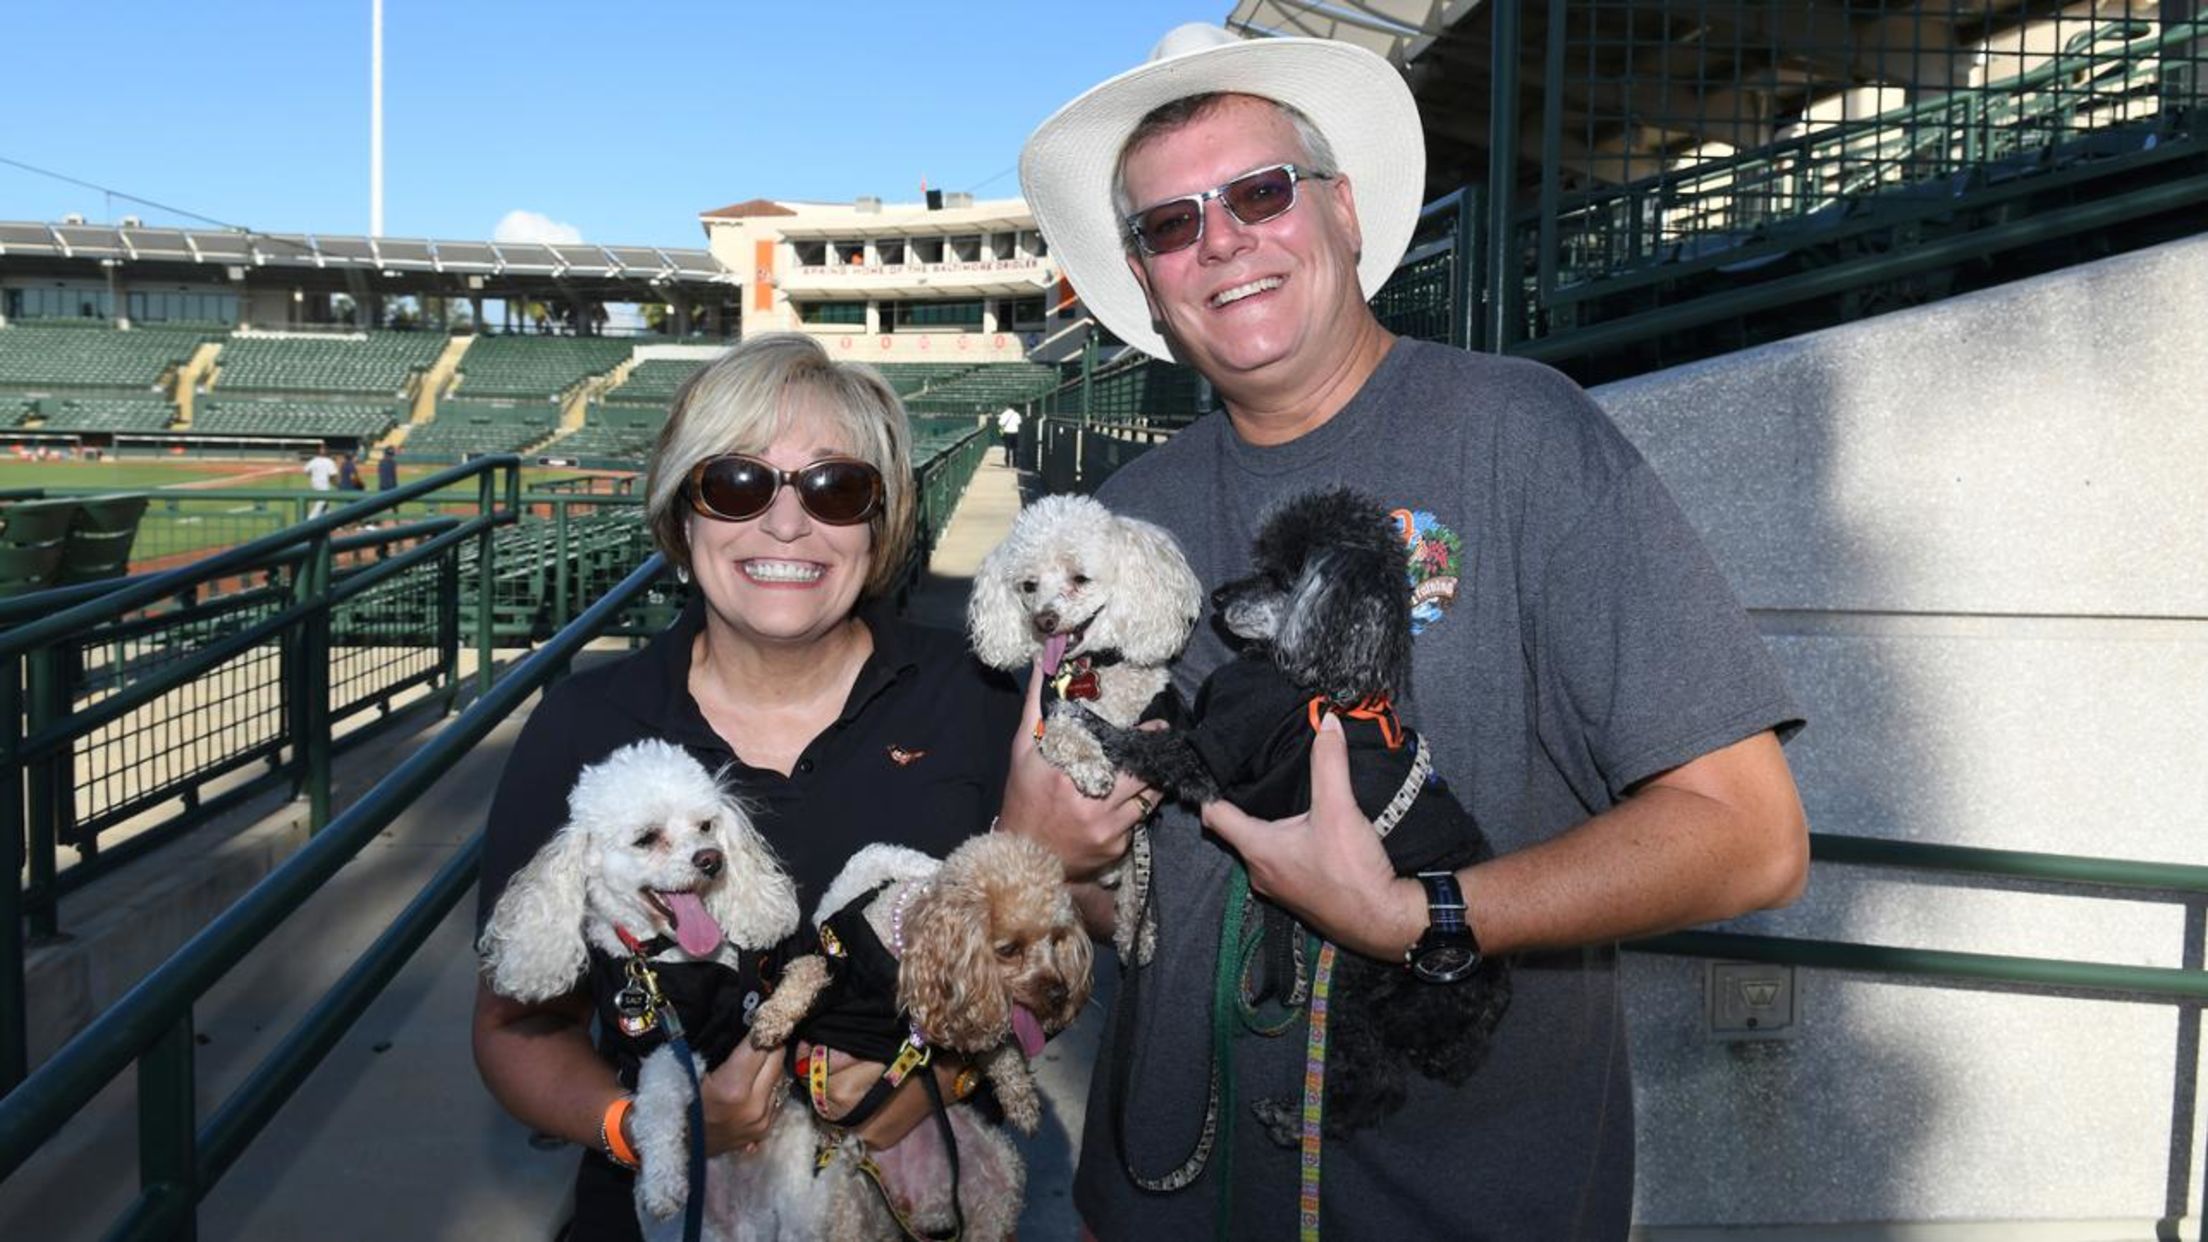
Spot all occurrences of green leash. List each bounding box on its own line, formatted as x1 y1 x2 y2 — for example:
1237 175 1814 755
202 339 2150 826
1209 862 1253 1240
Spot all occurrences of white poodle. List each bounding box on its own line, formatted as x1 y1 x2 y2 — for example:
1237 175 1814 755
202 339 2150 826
967 494 1202 961
740 833 1095 1242
477 738 802 1242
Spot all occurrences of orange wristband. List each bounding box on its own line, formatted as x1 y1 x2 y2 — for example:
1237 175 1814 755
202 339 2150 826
601 1096 639 1170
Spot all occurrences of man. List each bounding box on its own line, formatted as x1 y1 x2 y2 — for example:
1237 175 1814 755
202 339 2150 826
1012 25 1808 1239
303 447 337 518
997 404 1023 467
377 444 400 491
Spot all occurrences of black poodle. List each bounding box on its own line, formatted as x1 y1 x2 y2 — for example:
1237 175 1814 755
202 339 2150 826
1096 486 1511 1142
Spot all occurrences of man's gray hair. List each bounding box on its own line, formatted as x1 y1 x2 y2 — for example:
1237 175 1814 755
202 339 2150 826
1110 92 1341 240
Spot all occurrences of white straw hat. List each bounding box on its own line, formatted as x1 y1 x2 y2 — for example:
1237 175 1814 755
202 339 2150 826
1018 23 1425 361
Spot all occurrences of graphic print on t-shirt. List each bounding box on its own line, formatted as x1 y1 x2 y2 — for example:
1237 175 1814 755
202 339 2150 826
1390 507 1463 636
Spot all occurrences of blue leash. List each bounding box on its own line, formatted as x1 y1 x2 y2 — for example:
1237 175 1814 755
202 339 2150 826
657 1006 708 1242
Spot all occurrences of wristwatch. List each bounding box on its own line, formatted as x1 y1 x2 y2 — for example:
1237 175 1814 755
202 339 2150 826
1406 870 1481 983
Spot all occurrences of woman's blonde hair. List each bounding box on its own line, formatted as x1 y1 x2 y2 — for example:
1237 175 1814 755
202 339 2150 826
644 333 915 598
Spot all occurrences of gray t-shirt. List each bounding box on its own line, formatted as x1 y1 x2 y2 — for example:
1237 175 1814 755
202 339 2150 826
1078 339 1801 1240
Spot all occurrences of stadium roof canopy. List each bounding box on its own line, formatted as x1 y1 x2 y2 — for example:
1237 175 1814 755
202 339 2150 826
0 220 735 302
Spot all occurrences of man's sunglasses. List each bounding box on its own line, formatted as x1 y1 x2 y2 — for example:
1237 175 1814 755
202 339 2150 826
1123 163 1333 257
684 454 884 525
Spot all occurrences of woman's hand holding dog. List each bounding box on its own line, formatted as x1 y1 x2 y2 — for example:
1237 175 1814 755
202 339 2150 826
698 1039 788 1155
794 1041 970 1151
1204 715 1431 963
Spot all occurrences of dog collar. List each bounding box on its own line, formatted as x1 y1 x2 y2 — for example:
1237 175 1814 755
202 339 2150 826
887 881 930 958
1045 646 1127 698
613 925 675 958
1304 692 1405 750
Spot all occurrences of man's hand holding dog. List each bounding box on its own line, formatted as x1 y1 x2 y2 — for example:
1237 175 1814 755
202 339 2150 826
998 660 1160 882
1203 715 1430 963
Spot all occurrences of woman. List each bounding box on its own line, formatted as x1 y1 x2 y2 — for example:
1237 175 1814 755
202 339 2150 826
471 334 1147 1240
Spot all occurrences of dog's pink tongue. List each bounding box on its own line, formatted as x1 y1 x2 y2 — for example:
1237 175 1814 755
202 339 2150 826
658 891 725 957
1012 1005 1046 1059
1041 632 1069 677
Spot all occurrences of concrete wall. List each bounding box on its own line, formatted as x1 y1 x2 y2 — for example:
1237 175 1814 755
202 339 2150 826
1593 232 2208 1236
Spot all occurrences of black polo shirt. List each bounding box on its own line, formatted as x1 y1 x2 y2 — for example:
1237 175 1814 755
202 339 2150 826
474 596 1022 1242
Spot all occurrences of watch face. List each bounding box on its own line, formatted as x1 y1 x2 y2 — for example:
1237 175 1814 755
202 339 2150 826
1414 941 1479 982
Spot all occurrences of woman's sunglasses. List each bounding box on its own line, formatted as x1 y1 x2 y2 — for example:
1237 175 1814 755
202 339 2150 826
684 454 884 526
1123 163 1333 257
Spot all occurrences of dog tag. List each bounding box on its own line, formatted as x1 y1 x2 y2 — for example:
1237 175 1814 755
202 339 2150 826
614 983 658 1037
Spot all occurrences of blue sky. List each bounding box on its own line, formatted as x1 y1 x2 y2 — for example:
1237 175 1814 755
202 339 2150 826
2 1 1227 249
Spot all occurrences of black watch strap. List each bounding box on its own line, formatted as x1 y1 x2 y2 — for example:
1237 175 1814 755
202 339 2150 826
1416 870 1467 936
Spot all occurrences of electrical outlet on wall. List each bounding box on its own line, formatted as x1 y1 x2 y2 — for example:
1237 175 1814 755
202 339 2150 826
1707 961 1798 1040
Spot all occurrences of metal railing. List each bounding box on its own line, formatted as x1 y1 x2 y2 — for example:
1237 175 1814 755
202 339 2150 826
1487 1 2206 364
1 458 522 1088
908 426 992 598
0 555 669 1240
1633 834 2208 1005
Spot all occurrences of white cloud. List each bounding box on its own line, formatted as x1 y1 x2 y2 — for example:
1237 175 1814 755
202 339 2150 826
493 209 583 245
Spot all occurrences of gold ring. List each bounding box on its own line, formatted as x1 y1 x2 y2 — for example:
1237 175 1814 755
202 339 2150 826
1132 793 1157 818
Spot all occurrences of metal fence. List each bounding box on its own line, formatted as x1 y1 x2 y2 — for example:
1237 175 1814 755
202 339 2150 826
0 557 669 1239
1487 0 2207 364
1 458 521 1088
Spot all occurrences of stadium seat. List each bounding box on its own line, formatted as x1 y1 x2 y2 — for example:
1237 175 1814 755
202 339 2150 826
598 357 707 407
213 333 445 396
56 494 150 585
194 401 397 440
33 398 179 433
0 544 65 599
452 336 633 401
0 324 213 390
1 498 80 549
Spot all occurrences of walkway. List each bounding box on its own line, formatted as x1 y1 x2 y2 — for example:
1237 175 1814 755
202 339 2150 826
2 457 1101 1241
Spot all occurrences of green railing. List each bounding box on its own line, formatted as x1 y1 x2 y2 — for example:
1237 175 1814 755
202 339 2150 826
1482 1 2206 367
908 426 992 599
1 459 521 1089
1030 416 1179 497
0 556 669 1240
1632 833 2208 1004
1524 11 2204 288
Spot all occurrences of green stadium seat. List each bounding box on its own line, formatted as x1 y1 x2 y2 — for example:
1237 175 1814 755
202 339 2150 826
453 336 633 401
0 324 214 390
56 494 150 585
1 498 81 549
0 544 65 599
195 401 397 439
213 333 445 396
599 357 710 407
33 398 179 433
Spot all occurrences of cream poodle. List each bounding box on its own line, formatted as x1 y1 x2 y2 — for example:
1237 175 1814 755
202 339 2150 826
741 832 1095 1242
477 738 802 1241
967 494 1202 961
